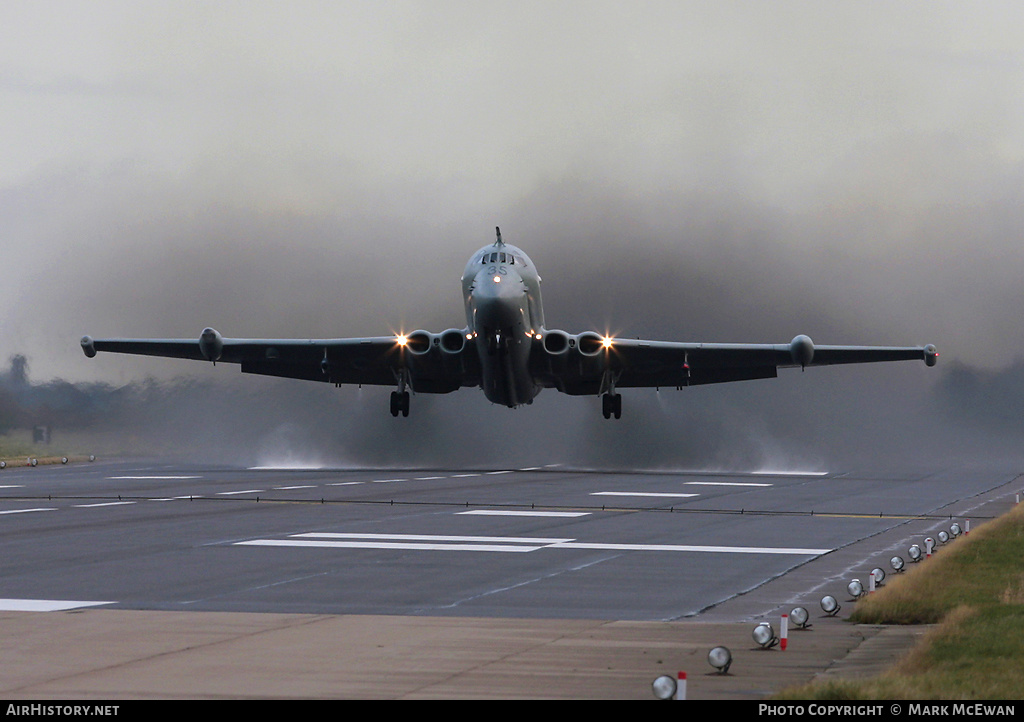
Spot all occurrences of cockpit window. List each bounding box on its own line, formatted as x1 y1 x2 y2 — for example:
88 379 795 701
481 251 518 265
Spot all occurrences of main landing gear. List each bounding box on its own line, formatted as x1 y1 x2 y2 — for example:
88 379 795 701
390 390 410 417
602 392 622 420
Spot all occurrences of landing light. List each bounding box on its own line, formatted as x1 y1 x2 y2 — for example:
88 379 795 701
493 275 501 283
871 567 886 585
396 335 408 346
847 579 864 599
602 336 613 349
908 544 922 562
891 555 905 573
950 523 962 538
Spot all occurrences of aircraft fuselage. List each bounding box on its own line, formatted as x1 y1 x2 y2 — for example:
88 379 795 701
462 236 545 407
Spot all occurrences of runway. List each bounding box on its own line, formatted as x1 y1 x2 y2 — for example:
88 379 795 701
0 459 1017 620
1 458 1020 698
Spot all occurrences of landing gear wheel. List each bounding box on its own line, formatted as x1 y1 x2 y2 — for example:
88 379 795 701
391 391 410 417
602 393 622 419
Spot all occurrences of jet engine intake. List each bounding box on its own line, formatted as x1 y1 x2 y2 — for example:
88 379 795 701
577 332 606 357
199 327 224 362
439 329 466 354
405 330 432 355
542 329 571 355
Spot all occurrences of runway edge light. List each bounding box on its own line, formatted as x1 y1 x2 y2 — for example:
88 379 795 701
652 672 685 700
820 595 841 616
708 646 732 674
752 622 779 649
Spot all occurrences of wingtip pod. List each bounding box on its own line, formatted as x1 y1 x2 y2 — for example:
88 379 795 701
790 334 814 367
80 336 96 358
199 327 223 362
925 344 938 367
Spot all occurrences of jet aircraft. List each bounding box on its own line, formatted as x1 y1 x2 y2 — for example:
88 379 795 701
81 228 937 418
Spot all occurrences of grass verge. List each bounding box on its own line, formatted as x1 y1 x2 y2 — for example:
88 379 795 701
0 428 139 465
777 500 1024 699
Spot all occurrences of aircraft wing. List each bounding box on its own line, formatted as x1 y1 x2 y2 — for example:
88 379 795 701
80 329 479 393
544 334 937 394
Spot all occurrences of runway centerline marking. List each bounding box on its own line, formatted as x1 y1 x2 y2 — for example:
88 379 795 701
458 510 590 518
294 532 575 544
74 501 135 508
235 532 830 556
217 489 265 495
238 539 544 552
273 485 316 490
684 481 773 487
107 475 202 480
0 508 56 515
591 491 699 498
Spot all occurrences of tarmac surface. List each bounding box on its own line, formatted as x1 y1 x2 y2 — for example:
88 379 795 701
0 459 1018 699
0 608 928 699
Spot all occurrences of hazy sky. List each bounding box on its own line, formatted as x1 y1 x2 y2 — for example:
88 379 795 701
3 1 1024 385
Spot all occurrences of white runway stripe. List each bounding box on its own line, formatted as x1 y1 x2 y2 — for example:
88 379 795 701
684 481 773 487
235 532 830 556
591 491 699 498
107 476 201 480
0 598 114 611
458 510 590 518
0 508 56 515
558 542 831 555
74 501 135 508
294 532 574 544
238 539 543 552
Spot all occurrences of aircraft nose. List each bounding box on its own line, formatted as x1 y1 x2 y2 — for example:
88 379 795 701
473 267 527 329
474 267 526 300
